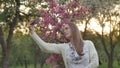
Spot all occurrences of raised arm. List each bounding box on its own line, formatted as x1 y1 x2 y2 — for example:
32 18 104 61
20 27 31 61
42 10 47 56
29 25 65 54
87 40 99 68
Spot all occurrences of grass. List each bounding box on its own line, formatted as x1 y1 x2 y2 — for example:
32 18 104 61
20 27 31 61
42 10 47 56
10 64 50 68
10 61 120 68
99 61 120 68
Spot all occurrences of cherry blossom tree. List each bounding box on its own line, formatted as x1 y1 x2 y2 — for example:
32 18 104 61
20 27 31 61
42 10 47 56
37 0 87 41
34 0 87 67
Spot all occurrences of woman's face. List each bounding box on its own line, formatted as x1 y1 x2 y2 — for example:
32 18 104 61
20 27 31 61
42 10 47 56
63 24 72 39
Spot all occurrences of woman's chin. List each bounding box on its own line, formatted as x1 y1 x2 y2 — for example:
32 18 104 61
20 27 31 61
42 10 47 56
65 36 71 40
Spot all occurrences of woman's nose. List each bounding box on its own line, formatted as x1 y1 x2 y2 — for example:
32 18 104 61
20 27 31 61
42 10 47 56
64 30 67 33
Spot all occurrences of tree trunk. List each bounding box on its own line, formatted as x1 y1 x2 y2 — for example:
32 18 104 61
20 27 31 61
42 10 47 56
82 21 88 39
82 18 90 39
2 47 9 68
34 50 38 68
97 26 115 68
24 56 28 68
0 0 20 68
0 27 9 68
40 62 44 68
107 26 115 68
108 56 113 68
13 59 17 68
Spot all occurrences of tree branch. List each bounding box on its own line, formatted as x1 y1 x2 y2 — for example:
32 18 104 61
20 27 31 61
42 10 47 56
95 31 110 56
6 0 20 48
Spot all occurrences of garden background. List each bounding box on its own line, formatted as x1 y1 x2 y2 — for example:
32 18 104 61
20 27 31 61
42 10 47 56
0 0 120 68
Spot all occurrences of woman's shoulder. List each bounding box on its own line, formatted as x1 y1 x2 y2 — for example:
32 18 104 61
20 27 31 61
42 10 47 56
56 43 69 53
83 40 93 43
83 40 94 47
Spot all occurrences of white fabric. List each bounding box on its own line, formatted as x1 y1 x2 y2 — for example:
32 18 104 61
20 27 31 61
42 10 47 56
66 43 89 68
30 32 99 68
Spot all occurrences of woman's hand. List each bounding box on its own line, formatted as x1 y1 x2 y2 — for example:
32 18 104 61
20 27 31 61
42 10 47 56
29 18 40 34
29 19 35 35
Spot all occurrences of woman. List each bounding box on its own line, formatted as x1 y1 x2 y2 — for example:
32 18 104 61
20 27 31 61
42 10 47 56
29 22 99 68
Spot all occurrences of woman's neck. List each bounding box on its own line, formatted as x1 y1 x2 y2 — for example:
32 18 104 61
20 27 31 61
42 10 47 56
70 38 74 46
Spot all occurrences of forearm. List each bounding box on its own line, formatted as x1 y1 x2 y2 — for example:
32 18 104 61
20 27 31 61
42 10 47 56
30 31 47 47
30 31 62 54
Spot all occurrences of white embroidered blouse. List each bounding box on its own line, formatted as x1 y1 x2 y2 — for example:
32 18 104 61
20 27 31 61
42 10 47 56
66 43 89 68
30 31 99 68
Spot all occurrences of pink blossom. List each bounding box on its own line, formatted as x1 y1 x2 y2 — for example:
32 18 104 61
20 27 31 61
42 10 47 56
68 0 80 9
45 54 59 64
50 26 58 39
38 0 87 41
39 9 48 17
45 57 51 64
43 33 49 40
47 0 57 8
51 54 59 61
55 5 66 14
73 6 87 19
61 12 72 23
81 6 87 14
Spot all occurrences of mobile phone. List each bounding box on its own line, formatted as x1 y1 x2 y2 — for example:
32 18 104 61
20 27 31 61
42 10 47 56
30 18 40 25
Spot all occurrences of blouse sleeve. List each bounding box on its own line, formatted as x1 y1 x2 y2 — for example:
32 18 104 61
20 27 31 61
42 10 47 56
30 31 65 54
87 40 99 68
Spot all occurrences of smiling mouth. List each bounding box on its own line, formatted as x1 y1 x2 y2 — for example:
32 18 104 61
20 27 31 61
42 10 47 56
65 33 68 35
65 34 69 37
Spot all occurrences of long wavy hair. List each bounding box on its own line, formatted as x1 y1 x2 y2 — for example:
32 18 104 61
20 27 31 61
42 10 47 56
67 22 84 55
